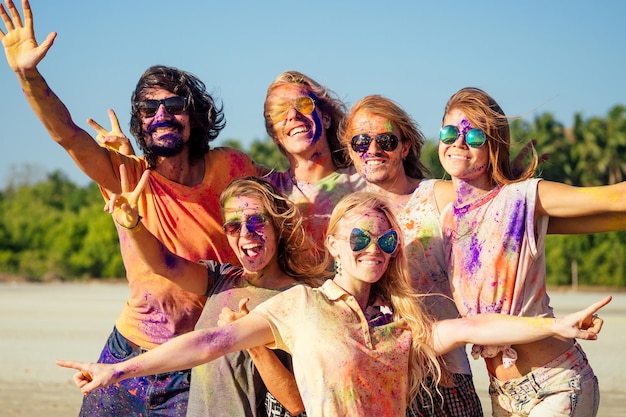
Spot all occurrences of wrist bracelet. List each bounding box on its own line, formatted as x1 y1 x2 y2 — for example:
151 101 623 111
116 215 143 230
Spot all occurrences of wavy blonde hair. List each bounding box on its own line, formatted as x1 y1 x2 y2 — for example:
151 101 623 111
325 192 441 404
220 177 326 287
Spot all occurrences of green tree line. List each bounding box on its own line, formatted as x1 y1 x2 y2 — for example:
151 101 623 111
1 105 625 285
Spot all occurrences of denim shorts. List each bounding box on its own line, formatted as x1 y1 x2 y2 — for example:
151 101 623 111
79 327 191 417
489 343 599 417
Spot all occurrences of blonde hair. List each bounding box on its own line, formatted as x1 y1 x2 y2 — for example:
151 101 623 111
443 87 538 185
325 192 441 404
264 70 350 168
220 177 326 287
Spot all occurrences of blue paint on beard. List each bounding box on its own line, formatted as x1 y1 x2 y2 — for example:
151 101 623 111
145 120 185 157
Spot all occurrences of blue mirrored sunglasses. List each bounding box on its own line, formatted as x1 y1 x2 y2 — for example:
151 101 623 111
439 125 487 148
349 228 398 254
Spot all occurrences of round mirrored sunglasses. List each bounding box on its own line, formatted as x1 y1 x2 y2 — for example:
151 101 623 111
439 125 487 148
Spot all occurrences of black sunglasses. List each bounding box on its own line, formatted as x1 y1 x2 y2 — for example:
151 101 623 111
222 214 268 236
134 96 188 118
350 133 400 154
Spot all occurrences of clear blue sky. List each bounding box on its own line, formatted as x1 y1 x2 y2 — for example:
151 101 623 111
1 0 625 187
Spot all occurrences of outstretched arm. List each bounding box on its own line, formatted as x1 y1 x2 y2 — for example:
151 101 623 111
106 164 210 295
433 296 611 355
57 313 275 394
537 180 626 219
548 213 626 235
0 0 119 191
219 299 305 415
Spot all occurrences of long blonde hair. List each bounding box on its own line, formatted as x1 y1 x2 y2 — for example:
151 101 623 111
325 192 441 403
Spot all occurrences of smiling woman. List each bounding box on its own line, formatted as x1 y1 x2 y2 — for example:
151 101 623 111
89 171 325 417
438 86 626 417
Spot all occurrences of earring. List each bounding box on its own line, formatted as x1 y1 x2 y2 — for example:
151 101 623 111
333 259 342 276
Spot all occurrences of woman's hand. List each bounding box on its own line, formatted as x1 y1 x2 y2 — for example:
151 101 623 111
55 360 119 395
552 295 611 340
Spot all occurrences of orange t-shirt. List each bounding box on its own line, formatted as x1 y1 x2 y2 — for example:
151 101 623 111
102 147 258 349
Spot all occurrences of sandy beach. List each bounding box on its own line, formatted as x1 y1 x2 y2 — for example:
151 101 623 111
1 281 625 416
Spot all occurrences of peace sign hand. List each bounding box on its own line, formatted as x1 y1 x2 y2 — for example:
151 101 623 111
89 109 136 156
104 164 150 230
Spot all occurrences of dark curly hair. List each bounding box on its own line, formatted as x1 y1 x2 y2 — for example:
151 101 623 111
130 65 225 167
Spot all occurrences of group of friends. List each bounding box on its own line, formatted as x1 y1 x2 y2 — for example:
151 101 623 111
2 1 625 416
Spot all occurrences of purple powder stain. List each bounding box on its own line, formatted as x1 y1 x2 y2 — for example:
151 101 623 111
459 119 473 136
465 234 483 275
199 326 238 352
164 249 178 270
502 200 525 253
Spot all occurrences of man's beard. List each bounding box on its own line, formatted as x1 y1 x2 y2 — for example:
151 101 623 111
147 135 185 157
143 121 186 157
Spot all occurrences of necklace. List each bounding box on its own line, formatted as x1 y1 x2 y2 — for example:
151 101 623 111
453 186 501 215
449 186 502 241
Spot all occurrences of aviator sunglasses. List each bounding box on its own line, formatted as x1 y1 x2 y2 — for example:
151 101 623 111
348 228 399 254
350 133 400 154
134 96 189 118
222 214 268 236
439 125 487 148
267 96 316 123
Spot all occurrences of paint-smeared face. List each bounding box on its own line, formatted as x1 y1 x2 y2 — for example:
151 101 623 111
330 208 393 284
438 109 489 183
222 196 278 273
265 84 327 157
139 87 191 158
347 111 408 185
